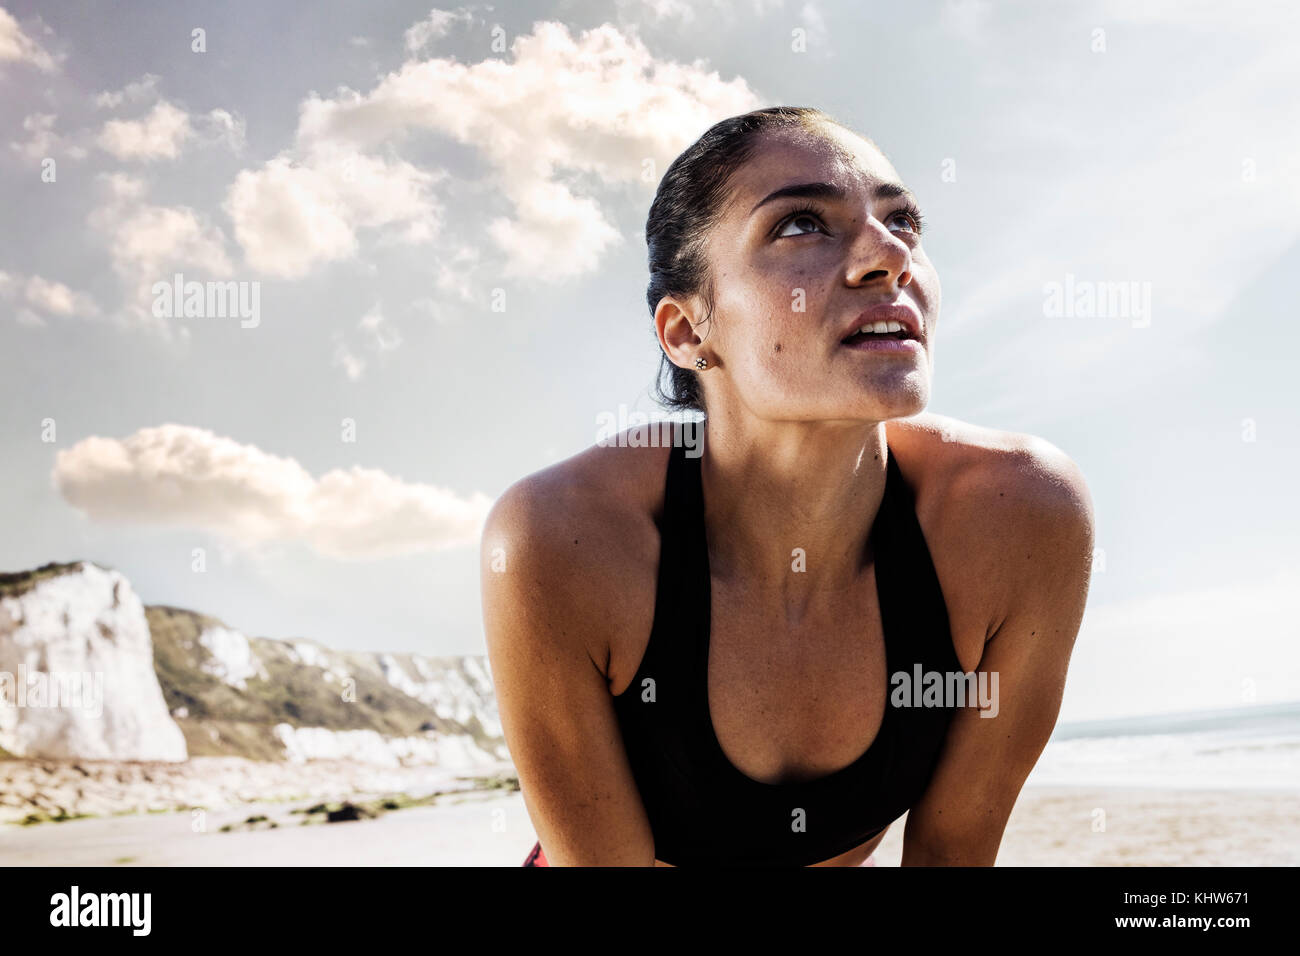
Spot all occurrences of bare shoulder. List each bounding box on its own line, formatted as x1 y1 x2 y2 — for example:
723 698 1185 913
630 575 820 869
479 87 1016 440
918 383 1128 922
884 412 1095 644
479 430 670 679
885 411 1093 515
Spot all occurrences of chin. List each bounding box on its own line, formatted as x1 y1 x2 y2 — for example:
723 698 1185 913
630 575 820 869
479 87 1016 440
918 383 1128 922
871 398 927 422
856 374 930 421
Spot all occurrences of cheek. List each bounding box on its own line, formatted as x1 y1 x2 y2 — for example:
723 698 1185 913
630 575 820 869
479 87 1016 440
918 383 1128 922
719 279 805 345
749 327 819 399
736 331 787 377
720 324 801 400
757 307 815 365
715 268 834 371
911 259 941 321
750 292 834 385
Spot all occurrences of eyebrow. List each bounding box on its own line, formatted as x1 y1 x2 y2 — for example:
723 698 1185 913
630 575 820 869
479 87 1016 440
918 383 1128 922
747 180 917 218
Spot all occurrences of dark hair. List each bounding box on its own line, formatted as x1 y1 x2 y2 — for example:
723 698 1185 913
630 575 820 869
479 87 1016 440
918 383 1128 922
644 106 864 415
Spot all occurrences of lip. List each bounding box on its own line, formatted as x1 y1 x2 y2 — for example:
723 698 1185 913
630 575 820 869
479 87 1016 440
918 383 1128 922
840 335 922 353
839 302 924 344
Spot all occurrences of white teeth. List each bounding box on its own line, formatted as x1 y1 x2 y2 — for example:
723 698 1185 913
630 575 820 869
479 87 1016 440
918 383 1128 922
856 320 905 335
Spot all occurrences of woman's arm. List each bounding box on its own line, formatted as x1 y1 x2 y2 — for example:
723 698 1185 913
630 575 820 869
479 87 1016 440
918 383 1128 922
900 440 1095 866
480 474 657 866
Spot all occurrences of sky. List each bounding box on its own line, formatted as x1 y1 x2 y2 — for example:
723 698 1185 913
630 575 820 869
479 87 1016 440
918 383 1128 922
1 0 1297 722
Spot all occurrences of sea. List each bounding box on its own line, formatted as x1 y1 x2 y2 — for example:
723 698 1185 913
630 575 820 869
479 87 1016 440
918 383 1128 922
1025 701 1300 790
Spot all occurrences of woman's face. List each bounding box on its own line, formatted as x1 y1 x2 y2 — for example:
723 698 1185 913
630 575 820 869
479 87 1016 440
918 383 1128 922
675 123 940 424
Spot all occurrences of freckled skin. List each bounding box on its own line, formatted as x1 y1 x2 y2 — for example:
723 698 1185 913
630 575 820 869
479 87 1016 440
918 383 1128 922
673 123 939 424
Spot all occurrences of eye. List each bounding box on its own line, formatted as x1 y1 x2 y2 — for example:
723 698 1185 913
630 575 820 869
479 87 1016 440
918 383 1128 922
773 202 830 239
886 202 926 236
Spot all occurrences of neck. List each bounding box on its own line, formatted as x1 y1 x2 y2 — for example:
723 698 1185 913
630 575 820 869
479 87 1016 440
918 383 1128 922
697 414 888 619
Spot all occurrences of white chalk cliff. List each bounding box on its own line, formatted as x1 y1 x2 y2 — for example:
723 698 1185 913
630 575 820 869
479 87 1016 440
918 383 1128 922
0 562 187 761
0 561 507 768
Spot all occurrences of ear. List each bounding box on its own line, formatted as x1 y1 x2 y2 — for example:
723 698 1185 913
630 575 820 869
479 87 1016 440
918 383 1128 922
654 295 705 369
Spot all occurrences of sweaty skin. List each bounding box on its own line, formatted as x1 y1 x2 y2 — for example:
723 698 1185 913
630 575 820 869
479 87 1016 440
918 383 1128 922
481 124 1094 866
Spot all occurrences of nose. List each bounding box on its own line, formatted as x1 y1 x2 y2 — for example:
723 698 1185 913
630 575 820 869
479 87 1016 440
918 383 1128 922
846 216 913 291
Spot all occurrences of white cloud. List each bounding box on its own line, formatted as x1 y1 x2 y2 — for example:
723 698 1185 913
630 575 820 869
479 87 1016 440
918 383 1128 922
284 19 761 282
96 100 193 161
225 158 357 278
7 112 87 162
11 113 55 156
221 19 760 283
98 170 146 203
0 7 58 71
486 179 622 282
204 108 247 154
332 334 366 381
433 245 481 303
359 302 401 351
112 205 232 278
87 173 233 331
51 425 493 560
91 77 244 158
410 245 482 322
23 274 99 317
14 104 224 164
0 269 99 324
224 146 441 279
94 73 161 109
404 7 476 52
333 303 403 381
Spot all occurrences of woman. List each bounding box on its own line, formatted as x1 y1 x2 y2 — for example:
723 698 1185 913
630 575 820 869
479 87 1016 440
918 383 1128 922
481 107 1094 867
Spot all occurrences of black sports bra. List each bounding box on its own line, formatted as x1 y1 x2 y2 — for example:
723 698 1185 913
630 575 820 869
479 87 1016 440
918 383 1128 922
610 423 964 866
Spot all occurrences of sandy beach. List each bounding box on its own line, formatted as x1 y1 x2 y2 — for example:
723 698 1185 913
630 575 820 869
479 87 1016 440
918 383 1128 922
2 783 1295 866
900 785 1299 867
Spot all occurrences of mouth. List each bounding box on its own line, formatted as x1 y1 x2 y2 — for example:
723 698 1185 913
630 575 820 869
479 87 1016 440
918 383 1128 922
839 303 924 349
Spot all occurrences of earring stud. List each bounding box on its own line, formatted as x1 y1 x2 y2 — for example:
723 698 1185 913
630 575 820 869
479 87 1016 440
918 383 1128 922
694 357 707 369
